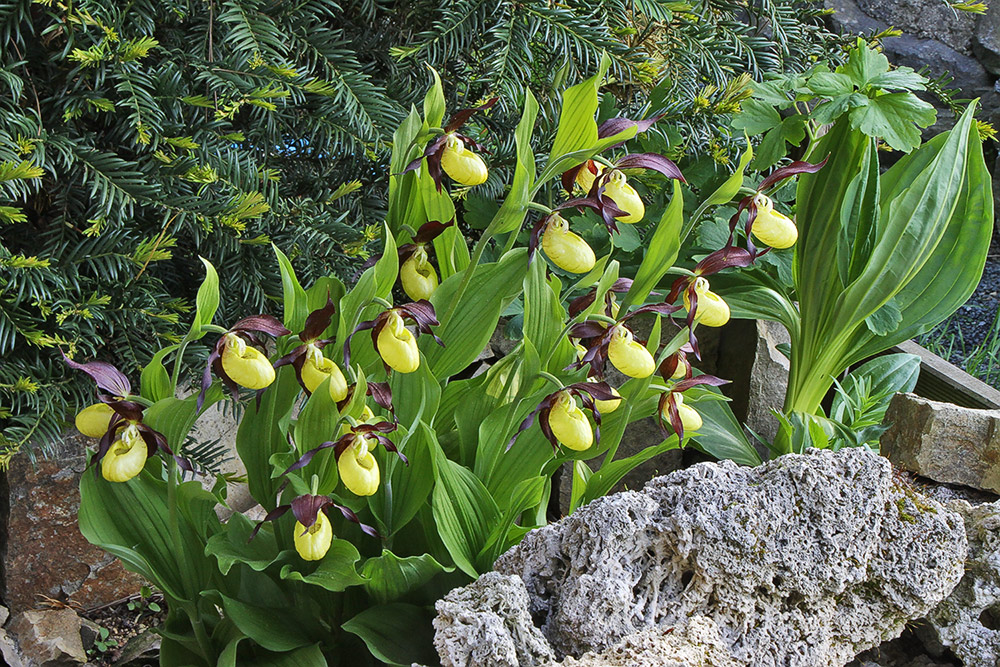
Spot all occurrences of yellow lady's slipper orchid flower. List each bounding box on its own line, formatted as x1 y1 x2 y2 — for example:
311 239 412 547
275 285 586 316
575 161 603 192
607 326 656 378
293 510 333 561
300 345 348 402
377 311 420 373
400 246 439 301
541 214 596 274
751 193 797 249
221 333 276 389
673 394 703 432
602 171 644 224
548 391 593 451
440 135 488 186
338 435 380 496
76 402 115 438
683 277 730 328
101 423 148 483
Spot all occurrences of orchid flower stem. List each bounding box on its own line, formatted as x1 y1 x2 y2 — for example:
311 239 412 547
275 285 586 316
501 229 518 255
526 202 553 215
202 325 229 335
680 199 715 246
400 224 417 238
589 314 618 326
538 371 564 391
310 474 319 496
371 296 394 310
441 228 491 326
124 394 153 407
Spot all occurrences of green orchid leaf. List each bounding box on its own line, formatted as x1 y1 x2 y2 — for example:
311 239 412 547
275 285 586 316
360 550 452 605
342 603 437 667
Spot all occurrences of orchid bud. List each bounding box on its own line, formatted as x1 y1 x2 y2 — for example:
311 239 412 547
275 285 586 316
684 277 730 328
548 391 593 451
541 214 596 274
673 394 703 432
101 423 148 483
575 160 603 192
76 402 115 438
603 171 644 224
221 334 276 389
293 510 333 561
300 346 349 401
400 246 439 301
440 135 488 186
338 435 380 496
751 193 797 249
607 326 655 378
377 310 420 373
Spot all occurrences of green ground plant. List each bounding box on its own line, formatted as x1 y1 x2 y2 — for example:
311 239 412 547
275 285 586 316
0 0 851 464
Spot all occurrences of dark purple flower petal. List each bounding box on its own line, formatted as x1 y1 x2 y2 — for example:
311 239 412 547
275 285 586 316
344 317 381 369
301 299 337 342
290 494 330 528
63 354 131 397
613 153 685 182
673 375 730 392
567 381 617 402
231 315 291 338
444 97 499 133
249 505 290 541
413 220 455 244
694 246 755 277
597 113 666 141
283 439 342 475
756 156 829 192
329 502 382 539
568 321 609 339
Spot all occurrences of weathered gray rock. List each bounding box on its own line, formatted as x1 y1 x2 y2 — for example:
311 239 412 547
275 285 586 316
8 609 87 666
744 320 790 444
881 392 1000 494
546 617 740 667
434 449 967 667
433 572 555 667
1 604 9 626
0 627 24 667
974 0 1000 74
856 0 976 52
923 498 1000 664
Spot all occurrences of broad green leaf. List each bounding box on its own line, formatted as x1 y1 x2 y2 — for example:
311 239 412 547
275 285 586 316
807 71 854 97
292 378 341 495
218 640 327 667
690 393 762 466
863 297 902 336
423 67 446 128
428 424 500 577
490 89 539 235
580 436 679 507
274 245 309 332
374 223 399 299
849 92 936 153
830 352 919 421
279 539 366 592
236 366 299 509
523 257 572 373
418 167 455 230
369 423 435 536
190 257 220 334
432 223 471 279
342 603 437 667
218 594 316 652
548 53 610 164
480 475 545 565
387 107 425 235
205 513 282 575
79 462 217 601
731 98 781 135
754 115 807 169
424 248 528 378
623 180 683 311
139 344 178 402
701 143 752 208
569 459 592 514
360 550 451 604
144 393 206 451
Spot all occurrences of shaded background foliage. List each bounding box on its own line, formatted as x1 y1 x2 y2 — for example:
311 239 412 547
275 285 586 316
0 0 848 461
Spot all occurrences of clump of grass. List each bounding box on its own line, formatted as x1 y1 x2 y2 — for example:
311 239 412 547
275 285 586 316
919 305 1000 390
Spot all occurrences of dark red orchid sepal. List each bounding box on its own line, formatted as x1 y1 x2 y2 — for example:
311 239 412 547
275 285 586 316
198 315 290 410
250 493 380 541
401 98 499 192
658 343 696 382
282 421 406 476
657 375 729 441
597 113 667 146
568 278 633 318
343 300 443 372
337 381 396 422
63 354 131 400
507 381 617 452
273 299 337 395
397 220 454 265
